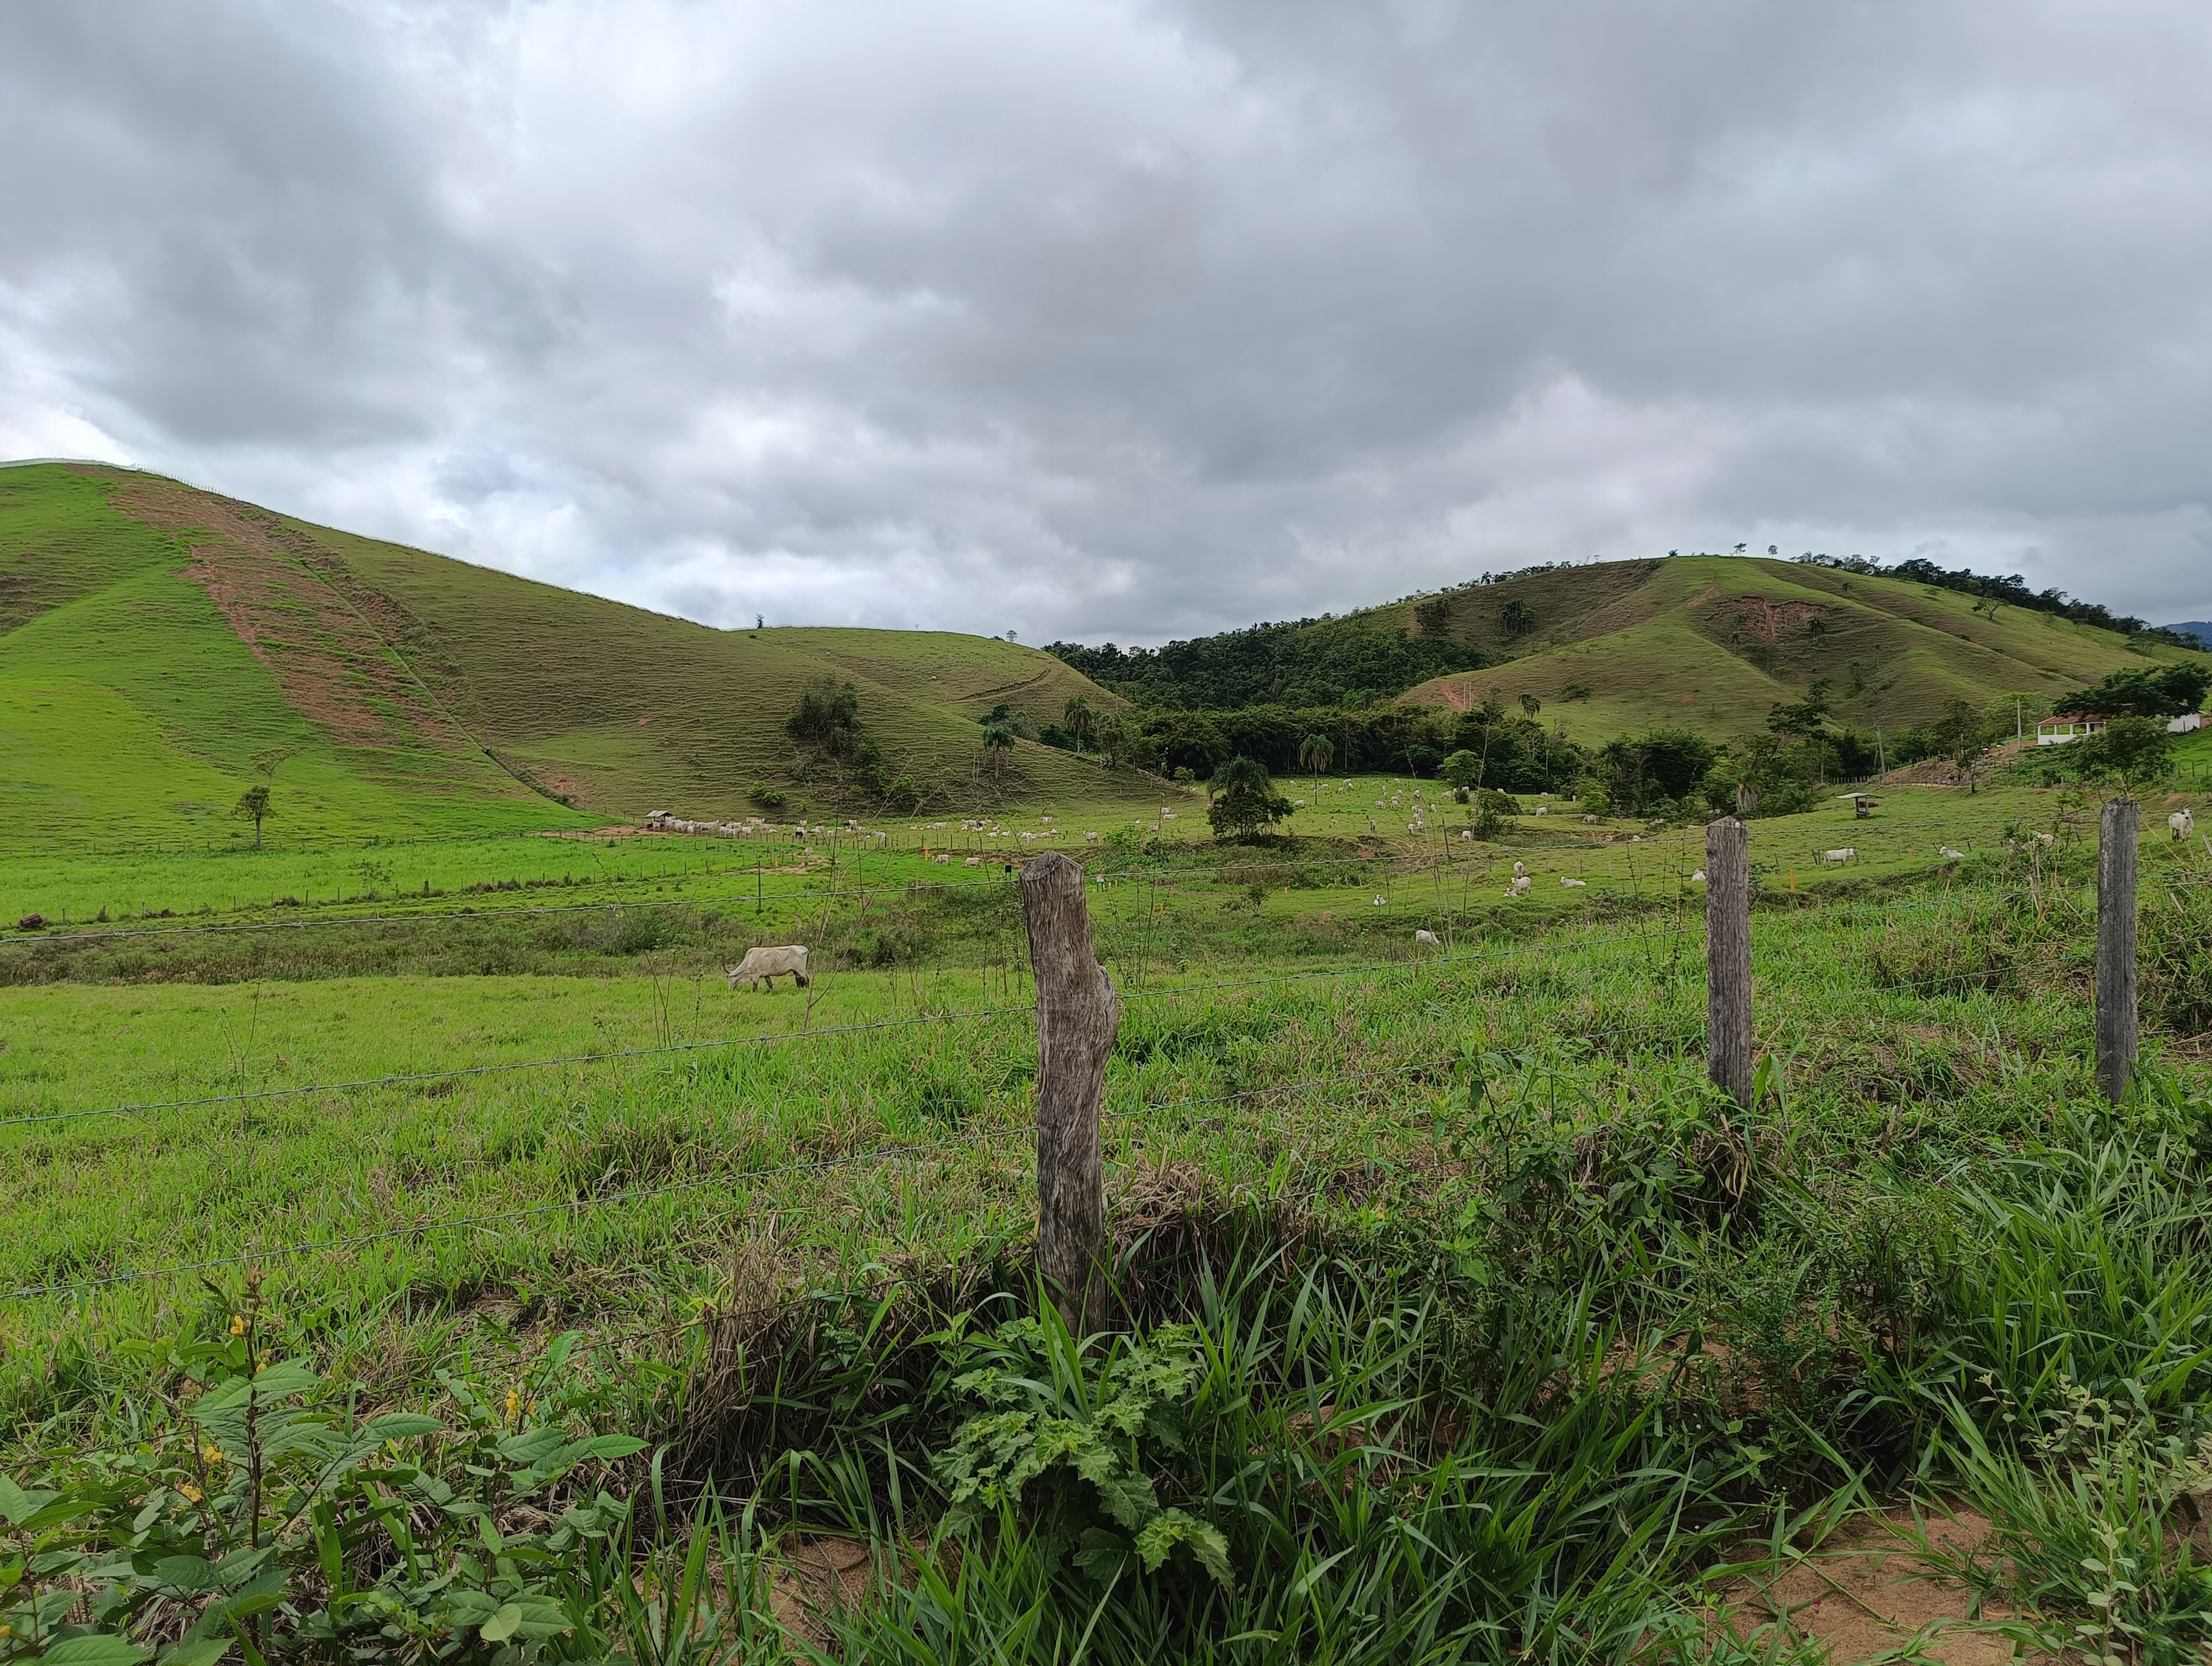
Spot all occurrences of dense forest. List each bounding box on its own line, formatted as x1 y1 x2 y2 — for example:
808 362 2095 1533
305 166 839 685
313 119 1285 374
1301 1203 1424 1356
1045 616 1484 709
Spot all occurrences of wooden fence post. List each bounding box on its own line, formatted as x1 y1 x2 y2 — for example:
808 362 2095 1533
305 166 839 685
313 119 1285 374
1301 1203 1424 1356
1020 850 1118 1331
2096 798 2138 1103
1705 816 1753 1110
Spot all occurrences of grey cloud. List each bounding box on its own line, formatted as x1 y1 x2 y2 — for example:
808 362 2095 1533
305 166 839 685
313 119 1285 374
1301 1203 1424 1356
2 0 2209 639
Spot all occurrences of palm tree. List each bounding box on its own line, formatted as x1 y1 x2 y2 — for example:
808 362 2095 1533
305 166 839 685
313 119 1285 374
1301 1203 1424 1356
981 722 1015 784
1298 732 1333 804
1063 695 1097 754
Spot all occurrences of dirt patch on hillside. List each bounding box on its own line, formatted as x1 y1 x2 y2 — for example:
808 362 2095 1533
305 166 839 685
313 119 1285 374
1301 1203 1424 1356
75 466 524 796
1712 595 1828 641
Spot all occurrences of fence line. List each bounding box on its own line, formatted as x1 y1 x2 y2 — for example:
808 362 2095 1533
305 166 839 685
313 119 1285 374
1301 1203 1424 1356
0 887 2079 1142
0 950 2082 1309
5 810 2111 946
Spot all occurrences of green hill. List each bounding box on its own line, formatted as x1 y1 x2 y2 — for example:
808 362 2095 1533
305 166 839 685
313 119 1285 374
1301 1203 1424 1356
0 462 1137 851
1372 555 2209 745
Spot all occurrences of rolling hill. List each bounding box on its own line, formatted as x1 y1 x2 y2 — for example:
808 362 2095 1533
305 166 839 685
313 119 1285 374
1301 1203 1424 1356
0 462 1137 851
1369 556 2210 745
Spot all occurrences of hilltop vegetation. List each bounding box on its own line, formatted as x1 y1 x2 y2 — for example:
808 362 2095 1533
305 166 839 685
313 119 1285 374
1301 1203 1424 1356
0 463 1146 853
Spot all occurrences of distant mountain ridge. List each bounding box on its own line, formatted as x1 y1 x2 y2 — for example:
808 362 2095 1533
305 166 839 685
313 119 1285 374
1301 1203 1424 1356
2163 621 2212 650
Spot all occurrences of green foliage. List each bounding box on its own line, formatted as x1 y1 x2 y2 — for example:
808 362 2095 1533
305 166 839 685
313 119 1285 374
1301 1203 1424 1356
1596 729 1716 814
0 1319 647 1666
1204 757 1294 841
1046 617 1485 710
745 781 787 809
1499 596 1536 638
2054 663 2210 720
934 1316 1230 1588
2078 714 2174 790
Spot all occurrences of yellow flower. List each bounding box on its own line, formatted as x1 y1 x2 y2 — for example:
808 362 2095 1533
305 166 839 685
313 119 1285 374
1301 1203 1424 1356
229 1315 247 1337
178 1483 203 1504
504 1386 522 1423
203 1445 224 1463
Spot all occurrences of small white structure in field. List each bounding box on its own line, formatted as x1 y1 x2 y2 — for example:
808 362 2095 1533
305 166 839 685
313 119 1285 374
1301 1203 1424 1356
2171 712 2204 734
2037 714 2104 746
728 946 809 991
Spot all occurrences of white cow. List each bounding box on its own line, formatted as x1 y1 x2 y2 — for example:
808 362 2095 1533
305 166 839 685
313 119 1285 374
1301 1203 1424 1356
1939 846 1965 860
2172 809 2196 840
728 946 810 991
1414 929 1441 946
964 856 983 867
1508 875 1532 897
1690 869 1706 884
1513 860 1528 877
1582 814 1600 824
1560 876 1586 888
1821 848 1856 866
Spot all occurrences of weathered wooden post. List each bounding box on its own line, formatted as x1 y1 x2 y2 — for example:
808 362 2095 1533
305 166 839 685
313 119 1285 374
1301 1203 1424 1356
2096 798 2139 1103
1706 816 1753 1110
1020 851 1117 1331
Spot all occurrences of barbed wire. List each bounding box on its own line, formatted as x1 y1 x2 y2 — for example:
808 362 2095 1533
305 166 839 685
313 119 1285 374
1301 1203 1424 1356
6 806 2131 947
0 949 2086 1308
0 886 2094 1141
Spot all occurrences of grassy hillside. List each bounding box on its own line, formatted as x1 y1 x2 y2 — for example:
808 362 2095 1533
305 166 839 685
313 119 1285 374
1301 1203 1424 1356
1389 554 2211 744
0 463 1141 852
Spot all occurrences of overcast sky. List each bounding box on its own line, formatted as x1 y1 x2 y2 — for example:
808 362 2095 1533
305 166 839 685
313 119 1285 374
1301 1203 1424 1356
6 1 2211 643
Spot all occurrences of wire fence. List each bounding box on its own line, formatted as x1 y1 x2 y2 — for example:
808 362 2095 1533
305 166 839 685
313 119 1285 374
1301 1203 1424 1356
0 954 2046 1307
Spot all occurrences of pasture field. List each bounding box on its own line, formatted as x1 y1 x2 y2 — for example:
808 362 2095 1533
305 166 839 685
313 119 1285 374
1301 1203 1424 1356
3 778 2211 1664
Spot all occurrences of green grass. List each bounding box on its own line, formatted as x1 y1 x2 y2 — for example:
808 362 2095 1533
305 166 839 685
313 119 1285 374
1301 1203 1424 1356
1394 553 2212 746
0 462 1155 855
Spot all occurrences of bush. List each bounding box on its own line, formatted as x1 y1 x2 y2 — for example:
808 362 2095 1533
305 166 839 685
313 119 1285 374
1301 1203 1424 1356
746 781 787 809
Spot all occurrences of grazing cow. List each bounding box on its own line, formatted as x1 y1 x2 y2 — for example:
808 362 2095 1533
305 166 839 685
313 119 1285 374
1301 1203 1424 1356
1582 813 1600 824
1560 876 1586 888
1939 846 1965 860
1821 848 1856 866
1690 869 1706 884
1508 875 1532 897
1414 929 1441 946
932 854 951 864
1534 805 1548 816
2173 809 2196 840
728 945 809 991
1458 829 1472 840
1085 831 1099 842
964 856 983 867
1513 860 1528 877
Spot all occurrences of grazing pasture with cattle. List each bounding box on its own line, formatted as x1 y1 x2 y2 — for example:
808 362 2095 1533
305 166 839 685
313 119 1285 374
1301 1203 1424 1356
4 465 2212 1664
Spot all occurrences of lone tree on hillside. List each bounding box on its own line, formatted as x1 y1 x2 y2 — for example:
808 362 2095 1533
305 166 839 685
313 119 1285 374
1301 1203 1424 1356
233 784 273 848
1500 597 1536 638
1519 691 1541 716
1207 756 1296 842
980 721 1015 784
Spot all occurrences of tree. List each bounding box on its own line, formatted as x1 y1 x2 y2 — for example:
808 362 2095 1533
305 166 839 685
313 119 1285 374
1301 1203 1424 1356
1500 598 1536 638
1518 691 1541 717
1206 757 1295 842
233 784 273 848
980 722 1015 784
787 679 864 755
1297 731 1333 800
2054 664 2210 721
2080 714 2171 792
1062 696 1097 753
